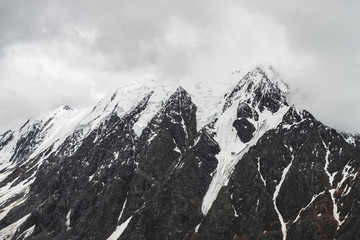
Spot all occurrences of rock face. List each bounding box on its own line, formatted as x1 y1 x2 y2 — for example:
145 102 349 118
0 65 360 240
233 118 256 143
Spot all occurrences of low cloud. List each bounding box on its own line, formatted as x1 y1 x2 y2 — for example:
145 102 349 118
0 0 359 133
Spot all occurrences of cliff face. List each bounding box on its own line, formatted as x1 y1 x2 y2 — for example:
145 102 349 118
0 65 359 240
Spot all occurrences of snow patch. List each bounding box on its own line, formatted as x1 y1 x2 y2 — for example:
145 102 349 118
172 139 182 154
65 209 72 231
321 139 337 186
337 163 357 194
133 85 171 136
329 189 342 229
273 153 294 240
344 135 355 146
293 191 325 223
194 223 201 233
232 204 239 217
320 137 345 229
107 216 133 240
257 157 266 186
89 174 95 181
21 225 36 239
118 196 128 222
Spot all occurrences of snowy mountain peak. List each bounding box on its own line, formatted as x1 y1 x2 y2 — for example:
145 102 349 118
174 86 192 101
224 65 288 114
243 65 288 94
232 64 288 91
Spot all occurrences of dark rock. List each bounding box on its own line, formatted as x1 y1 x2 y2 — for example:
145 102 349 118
233 118 256 143
237 103 259 121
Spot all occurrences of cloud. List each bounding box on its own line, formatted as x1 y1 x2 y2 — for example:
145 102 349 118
0 0 359 133
235 0 360 132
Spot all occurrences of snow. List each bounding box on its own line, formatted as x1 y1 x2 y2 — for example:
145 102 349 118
132 65 281 134
0 80 166 168
257 157 266 186
65 209 72 231
281 118 307 130
0 168 12 183
174 146 181 154
344 135 355 146
0 106 94 165
182 74 238 131
273 151 294 240
293 191 325 223
21 225 36 239
201 99 243 215
172 139 182 154
232 204 239 217
175 160 185 169
342 185 352 196
147 132 157 144
337 163 357 193
83 84 150 130
190 63 287 131
329 189 341 229
191 135 201 149
0 213 31 239
28 106 90 159
0 153 46 222
133 82 172 136
329 163 358 228
89 174 95 181
194 223 201 233
107 215 133 240
321 139 337 186
0 197 26 220
320 137 346 229
0 175 35 218
118 196 128 221
319 138 358 229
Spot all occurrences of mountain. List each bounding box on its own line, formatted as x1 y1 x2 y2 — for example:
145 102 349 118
0 65 360 240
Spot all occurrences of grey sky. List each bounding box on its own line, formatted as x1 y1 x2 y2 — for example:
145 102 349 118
0 0 359 134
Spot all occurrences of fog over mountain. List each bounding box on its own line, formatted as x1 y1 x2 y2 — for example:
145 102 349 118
0 0 359 134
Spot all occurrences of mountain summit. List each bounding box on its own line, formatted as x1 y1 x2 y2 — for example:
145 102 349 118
0 65 359 240
224 65 288 112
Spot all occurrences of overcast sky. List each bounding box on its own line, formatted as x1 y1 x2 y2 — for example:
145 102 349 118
0 0 359 134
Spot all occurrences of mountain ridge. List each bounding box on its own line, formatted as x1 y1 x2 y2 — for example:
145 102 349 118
0 64 360 239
